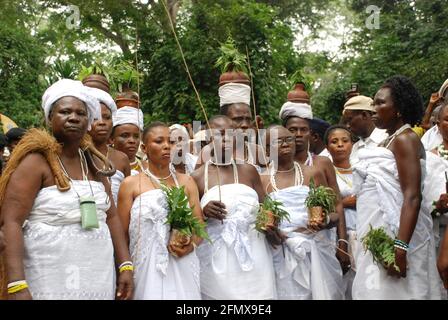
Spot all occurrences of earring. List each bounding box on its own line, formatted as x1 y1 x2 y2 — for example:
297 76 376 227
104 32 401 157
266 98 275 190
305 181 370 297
397 112 402 118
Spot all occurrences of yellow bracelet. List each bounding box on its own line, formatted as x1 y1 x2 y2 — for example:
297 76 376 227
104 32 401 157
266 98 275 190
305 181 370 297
8 283 29 294
119 265 134 273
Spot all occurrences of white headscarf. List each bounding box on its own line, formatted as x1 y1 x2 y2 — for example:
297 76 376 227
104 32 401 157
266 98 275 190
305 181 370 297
86 87 117 117
112 106 144 131
41 79 101 130
279 101 313 120
169 124 189 139
218 83 251 107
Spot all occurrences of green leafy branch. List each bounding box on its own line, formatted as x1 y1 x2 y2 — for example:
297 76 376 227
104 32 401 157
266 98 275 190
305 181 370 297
161 183 210 242
361 225 399 272
255 195 290 233
305 178 336 214
214 36 248 74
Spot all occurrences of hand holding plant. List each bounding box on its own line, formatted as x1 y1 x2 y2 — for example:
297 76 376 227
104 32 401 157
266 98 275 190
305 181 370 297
305 178 336 229
161 184 210 257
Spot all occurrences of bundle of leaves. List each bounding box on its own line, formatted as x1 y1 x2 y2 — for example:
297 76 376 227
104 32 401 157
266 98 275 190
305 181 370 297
160 184 210 242
77 58 111 82
255 195 290 233
108 60 142 93
214 36 248 74
361 225 399 271
305 178 336 214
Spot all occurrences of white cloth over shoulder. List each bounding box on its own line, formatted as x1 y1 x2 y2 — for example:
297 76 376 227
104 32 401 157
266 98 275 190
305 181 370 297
110 170 124 205
42 79 101 130
278 101 313 121
129 189 201 300
23 180 115 300
112 106 144 131
270 185 344 300
86 86 117 116
197 184 276 300
421 125 443 151
218 83 251 107
352 147 442 300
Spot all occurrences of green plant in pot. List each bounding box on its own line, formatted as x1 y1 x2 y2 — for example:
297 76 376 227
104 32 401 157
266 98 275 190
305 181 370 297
78 59 111 93
110 60 142 108
215 36 250 87
362 225 399 271
305 178 336 225
160 183 210 256
255 196 290 233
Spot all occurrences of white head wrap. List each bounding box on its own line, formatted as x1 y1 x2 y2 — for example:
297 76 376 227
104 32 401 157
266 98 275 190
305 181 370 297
439 78 448 99
112 106 144 131
218 83 251 107
169 124 189 139
41 79 101 130
279 101 313 120
86 87 117 117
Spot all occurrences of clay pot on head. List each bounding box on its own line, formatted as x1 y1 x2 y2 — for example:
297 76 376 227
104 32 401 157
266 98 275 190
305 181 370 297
219 70 250 87
287 83 310 104
82 74 110 93
115 90 140 109
308 206 326 224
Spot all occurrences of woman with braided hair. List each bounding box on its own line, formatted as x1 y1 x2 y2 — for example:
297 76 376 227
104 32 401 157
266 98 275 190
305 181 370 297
0 79 133 300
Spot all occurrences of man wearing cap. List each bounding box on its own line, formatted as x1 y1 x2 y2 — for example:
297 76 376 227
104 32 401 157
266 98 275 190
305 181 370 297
342 95 388 165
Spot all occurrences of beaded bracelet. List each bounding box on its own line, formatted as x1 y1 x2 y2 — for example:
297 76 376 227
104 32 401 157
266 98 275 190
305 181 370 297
7 280 29 294
118 261 133 270
119 265 134 273
394 239 409 252
338 239 349 246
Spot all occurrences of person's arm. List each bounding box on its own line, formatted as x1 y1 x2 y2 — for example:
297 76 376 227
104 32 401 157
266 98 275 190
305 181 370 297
250 165 266 203
116 176 136 244
102 176 134 300
421 93 440 130
438 226 448 289
390 133 422 278
1 154 47 300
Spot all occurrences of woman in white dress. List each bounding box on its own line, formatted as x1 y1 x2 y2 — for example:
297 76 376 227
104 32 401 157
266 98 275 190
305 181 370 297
261 125 344 300
117 122 204 299
191 115 276 300
0 79 133 300
352 75 441 299
86 87 130 204
325 125 360 299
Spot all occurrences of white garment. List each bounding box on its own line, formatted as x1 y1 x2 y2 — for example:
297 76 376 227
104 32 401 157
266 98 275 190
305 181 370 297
23 181 115 300
270 185 344 300
129 189 201 300
112 106 144 131
197 184 276 300
218 83 251 107
110 170 124 205
318 148 332 161
278 102 313 121
41 79 101 130
352 147 442 300
335 171 359 299
350 127 388 165
86 86 117 116
421 126 443 151
423 151 448 246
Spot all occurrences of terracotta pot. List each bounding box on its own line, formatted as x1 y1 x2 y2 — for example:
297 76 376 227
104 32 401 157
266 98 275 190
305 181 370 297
82 74 110 93
287 83 310 103
115 90 140 109
308 206 326 224
219 70 250 86
169 229 191 248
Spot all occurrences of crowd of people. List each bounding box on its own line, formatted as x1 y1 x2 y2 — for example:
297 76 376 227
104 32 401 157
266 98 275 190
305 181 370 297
0 73 448 300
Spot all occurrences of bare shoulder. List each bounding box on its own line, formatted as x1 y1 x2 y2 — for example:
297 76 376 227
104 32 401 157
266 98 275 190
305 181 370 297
239 163 259 175
392 129 423 156
304 164 326 186
120 173 141 191
314 155 333 168
110 148 130 163
14 152 51 176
